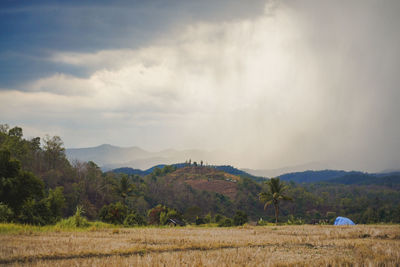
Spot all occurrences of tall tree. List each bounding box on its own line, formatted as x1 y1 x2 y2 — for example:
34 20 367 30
259 177 292 224
43 135 67 170
0 149 44 213
114 175 134 205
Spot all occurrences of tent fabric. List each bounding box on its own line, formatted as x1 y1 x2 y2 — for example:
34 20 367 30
334 216 355 225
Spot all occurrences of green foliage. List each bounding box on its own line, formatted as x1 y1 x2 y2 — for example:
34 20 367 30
287 215 305 225
214 214 223 223
161 165 176 175
259 177 293 223
204 213 212 223
233 210 248 226
257 218 269 226
17 198 50 225
326 211 336 219
195 216 206 225
150 165 177 179
147 205 182 225
123 212 147 226
99 202 128 225
56 206 90 228
183 206 202 223
160 208 181 225
159 211 168 225
0 202 13 222
218 217 233 227
0 149 45 213
114 175 134 205
43 135 67 170
1 124 400 226
47 186 66 222
147 205 167 225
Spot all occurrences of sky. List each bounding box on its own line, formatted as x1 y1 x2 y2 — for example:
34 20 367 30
1 0 399 171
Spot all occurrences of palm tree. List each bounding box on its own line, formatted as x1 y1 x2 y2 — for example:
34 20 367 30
259 177 292 224
114 175 134 205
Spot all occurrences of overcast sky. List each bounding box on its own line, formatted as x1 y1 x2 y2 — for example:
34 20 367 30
1 0 399 171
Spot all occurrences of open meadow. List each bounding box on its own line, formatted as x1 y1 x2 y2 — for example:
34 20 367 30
0 224 399 266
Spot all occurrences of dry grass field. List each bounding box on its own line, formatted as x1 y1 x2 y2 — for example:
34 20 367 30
0 224 399 266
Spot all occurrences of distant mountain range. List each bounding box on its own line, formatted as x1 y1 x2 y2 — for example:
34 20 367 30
242 161 344 178
66 144 222 171
278 170 359 183
66 144 400 186
277 169 400 187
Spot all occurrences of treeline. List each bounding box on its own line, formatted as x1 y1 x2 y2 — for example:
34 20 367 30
0 124 399 225
0 125 259 225
278 181 400 224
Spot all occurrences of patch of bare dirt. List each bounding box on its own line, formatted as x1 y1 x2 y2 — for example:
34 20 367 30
184 179 237 199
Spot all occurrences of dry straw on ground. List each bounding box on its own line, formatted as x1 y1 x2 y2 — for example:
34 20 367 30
1 225 399 266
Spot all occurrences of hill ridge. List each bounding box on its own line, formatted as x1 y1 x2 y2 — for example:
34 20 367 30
111 163 266 182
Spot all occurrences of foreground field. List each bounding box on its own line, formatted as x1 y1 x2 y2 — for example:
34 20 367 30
0 225 399 266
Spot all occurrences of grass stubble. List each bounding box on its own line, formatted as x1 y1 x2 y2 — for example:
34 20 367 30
0 224 399 266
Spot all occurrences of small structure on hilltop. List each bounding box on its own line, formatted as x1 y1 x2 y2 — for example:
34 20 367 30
168 218 186 227
334 216 355 225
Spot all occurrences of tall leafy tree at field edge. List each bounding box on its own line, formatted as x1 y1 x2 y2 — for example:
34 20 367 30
259 177 293 224
114 175 134 205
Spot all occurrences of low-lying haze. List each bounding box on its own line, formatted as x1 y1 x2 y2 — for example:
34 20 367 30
1 0 399 171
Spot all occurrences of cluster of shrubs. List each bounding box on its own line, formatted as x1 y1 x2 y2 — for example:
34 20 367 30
191 211 248 227
97 203 249 227
0 150 66 225
214 211 248 227
99 202 147 226
56 206 90 228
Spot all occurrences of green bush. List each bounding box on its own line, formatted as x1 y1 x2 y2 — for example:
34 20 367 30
233 211 248 226
204 213 212 224
148 205 182 225
56 206 90 228
326 211 337 224
160 209 182 225
123 212 147 226
257 218 269 226
287 215 305 225
195 216 206 225
147 205 168 225
218 218 233 227
17 198 50 225
99 202 128 225
214 214 223 223
0 202 13 222
47 187 65 222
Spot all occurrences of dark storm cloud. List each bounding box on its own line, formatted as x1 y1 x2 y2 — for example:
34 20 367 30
0 0 266 87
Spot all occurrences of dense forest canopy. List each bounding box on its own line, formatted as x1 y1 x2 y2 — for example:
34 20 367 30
0 124 399 225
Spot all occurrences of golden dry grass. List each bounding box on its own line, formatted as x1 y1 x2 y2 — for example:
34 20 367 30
0 225 399 266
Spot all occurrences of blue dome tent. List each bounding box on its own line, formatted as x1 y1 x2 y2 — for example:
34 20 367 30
334 216 355 225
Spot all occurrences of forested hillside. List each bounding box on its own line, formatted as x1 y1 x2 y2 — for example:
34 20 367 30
1 124 399 226
112 164 265 182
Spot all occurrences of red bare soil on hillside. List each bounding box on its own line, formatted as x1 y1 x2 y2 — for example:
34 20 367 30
184 179 237 199
163 166 239 199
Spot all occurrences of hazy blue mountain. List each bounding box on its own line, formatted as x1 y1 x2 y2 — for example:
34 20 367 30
276 169 400 186
242 161 338 178
66 144 150 166
278 170 362 183
66 144 222 170
327 172 400 187
110 167 149 176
